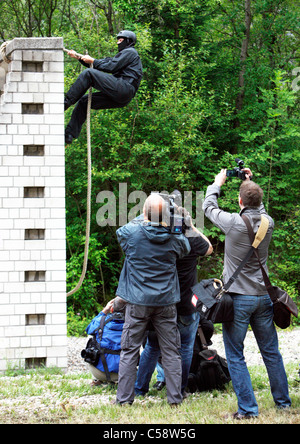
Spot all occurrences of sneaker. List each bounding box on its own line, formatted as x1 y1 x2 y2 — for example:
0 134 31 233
111 399 133 406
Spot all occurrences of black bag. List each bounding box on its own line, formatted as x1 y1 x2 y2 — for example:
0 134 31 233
269 286 298 329
191 246 255 324
191 279 234 323
242 215 299 329
187 326 231 393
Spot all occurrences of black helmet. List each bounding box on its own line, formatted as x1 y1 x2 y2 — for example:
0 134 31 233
117 30 137 45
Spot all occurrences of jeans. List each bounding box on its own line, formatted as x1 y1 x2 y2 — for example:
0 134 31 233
156 362 164 382
135 311 200 395
222 294 291 416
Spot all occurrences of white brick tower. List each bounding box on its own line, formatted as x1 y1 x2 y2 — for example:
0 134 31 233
0 38 67 372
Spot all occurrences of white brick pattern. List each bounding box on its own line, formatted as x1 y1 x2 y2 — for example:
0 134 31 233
0 38 67 371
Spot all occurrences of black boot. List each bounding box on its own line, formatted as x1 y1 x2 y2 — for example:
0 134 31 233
65 132 73 145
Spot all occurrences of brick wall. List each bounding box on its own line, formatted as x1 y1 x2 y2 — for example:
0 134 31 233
0 38 67 372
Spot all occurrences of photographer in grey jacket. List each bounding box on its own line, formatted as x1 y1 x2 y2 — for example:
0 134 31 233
203 168 291 419
115 193 190 406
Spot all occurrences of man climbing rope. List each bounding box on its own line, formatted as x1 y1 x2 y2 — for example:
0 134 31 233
64 30 143 145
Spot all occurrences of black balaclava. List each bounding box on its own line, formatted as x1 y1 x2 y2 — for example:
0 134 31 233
118 38 133 52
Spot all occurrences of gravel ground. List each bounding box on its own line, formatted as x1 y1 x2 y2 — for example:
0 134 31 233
0 329 298 422
68 328 300 373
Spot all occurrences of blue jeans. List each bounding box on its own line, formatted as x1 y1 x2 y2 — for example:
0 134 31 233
222 294 291 416
135 312 200 395
156 362 164 382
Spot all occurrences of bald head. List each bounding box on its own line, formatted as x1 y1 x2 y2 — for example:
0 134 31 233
143 193 166 224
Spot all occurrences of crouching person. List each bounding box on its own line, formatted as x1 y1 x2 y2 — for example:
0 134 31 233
81 298 126 385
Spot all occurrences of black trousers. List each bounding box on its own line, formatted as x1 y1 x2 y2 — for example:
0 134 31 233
65 68 136 139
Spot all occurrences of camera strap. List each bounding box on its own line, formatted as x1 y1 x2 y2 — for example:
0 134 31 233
242 215 273 294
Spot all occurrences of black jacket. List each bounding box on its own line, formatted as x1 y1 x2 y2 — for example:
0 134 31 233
176 234 210 316
80 47 143 90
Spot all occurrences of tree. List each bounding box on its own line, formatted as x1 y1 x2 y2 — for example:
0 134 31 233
1 0 299 326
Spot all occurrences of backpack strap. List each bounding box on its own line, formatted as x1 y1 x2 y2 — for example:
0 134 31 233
93 315 111 382
97 314 106 341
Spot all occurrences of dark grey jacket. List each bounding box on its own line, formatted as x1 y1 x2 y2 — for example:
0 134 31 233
203 183 274 295
116 218 191 306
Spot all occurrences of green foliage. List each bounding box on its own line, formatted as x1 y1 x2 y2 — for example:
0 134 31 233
66 310 88 337
1 0 299 323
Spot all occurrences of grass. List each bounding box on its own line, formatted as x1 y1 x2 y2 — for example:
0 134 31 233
0 362 299 424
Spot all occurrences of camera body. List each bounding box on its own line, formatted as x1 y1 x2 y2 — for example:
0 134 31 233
226 158 247 180
81 338 100 365
158 193 186 235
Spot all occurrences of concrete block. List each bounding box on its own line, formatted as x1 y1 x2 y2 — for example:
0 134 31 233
0 36 66 372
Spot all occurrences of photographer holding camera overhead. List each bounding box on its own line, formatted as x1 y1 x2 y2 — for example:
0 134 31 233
203 161 291 419
114 193 190 406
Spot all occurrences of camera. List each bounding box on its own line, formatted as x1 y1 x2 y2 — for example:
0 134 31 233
158 192 186 235
226 158 247 180
81 338 100 365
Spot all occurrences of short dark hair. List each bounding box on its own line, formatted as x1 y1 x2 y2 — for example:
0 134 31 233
239 181 263 208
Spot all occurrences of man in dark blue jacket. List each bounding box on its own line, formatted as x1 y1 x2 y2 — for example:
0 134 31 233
115 193 190 406
134 213 213 398
64 30 143 144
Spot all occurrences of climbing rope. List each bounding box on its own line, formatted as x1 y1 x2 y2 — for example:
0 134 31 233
67 53 93 297
0 41 11 64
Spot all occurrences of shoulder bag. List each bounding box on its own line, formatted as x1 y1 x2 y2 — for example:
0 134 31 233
191 245 256 324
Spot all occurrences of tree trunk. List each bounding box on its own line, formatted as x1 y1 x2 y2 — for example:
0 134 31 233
233 0 251 133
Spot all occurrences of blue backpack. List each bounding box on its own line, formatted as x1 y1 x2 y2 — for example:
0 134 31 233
81 311 124 381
